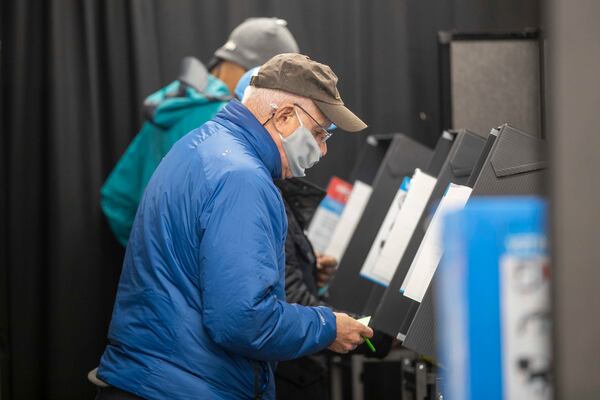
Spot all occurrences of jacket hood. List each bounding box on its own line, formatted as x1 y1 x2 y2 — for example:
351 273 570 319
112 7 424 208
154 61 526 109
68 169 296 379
143 75 231 129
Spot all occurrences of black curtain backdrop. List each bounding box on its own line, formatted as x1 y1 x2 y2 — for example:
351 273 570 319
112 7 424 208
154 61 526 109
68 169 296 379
0 1 539 398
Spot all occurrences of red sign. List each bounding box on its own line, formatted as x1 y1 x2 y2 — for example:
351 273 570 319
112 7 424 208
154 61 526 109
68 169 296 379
326 177 353 204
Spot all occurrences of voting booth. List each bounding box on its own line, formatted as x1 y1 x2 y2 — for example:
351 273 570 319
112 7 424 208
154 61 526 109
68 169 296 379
323 123 548 399
403 125 548 359
310 30 549 400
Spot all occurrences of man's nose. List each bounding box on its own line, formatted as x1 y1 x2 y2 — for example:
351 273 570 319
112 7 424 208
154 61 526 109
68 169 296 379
320 142 327 157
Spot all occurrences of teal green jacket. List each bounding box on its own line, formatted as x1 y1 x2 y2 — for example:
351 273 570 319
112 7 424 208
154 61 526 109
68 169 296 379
101 76 230 246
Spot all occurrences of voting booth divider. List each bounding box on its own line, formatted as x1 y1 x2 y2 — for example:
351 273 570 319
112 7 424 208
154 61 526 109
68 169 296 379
327 133 433 314
325 128 481 319
369 129 486 338
322 134 395 266
358 131 457 316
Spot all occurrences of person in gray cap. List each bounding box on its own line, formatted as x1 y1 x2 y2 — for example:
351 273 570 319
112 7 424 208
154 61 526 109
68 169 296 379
209 17 299 94
99 17 299 249
93 53 370 400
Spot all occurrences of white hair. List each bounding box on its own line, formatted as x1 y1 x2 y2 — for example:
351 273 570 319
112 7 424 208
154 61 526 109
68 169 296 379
242 86 326 122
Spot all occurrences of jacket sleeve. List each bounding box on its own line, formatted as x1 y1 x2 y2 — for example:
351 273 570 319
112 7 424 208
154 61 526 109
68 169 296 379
100 134 147 247
100 180 137 247
198 170 337 361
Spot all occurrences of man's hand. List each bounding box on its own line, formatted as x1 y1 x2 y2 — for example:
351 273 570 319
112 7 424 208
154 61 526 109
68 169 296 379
328 313 374 353
316 254 337 287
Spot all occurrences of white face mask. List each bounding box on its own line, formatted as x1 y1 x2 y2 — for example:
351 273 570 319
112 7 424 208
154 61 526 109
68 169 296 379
266 106 322 178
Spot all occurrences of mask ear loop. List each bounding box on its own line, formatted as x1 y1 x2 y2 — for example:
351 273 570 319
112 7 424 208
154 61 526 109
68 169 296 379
292 107 305 128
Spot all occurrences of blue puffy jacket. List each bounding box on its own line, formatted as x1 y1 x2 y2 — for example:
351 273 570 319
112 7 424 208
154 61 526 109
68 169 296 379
97 100 337 399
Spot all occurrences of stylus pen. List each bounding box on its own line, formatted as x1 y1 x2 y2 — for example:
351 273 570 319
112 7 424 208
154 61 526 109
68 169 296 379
364 337 376 352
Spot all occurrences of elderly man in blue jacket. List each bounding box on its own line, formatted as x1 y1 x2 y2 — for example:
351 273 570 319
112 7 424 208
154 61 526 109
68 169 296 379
96 53 372 400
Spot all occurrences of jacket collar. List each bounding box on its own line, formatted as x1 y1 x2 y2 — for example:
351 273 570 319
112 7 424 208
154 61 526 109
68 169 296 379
213 100 282 179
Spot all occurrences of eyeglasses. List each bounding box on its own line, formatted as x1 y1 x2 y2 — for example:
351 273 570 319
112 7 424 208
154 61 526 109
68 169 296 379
262 103 335 143
293 103 334 143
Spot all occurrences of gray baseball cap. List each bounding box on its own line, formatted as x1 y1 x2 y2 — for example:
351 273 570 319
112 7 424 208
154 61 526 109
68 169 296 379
214 18 299 70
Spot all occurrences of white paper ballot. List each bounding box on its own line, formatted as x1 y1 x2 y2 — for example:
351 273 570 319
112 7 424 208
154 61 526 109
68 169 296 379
325 181 373 261
402 183 472 302
362 169 437 285
359 177 411 285
307 200 344 254
357 316 371 327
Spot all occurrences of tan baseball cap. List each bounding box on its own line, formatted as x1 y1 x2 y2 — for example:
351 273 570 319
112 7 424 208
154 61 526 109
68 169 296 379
249 53 367 132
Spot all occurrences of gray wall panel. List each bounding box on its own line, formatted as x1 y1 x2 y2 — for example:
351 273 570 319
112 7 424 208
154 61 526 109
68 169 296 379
450 39 542 137
549 0 600 398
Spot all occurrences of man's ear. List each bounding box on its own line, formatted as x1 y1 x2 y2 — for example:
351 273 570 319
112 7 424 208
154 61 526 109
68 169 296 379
272 105 297 136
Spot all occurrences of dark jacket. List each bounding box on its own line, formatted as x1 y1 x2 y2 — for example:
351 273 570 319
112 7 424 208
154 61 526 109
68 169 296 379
277 179 327 307
275 179 394 399
275 179 331 399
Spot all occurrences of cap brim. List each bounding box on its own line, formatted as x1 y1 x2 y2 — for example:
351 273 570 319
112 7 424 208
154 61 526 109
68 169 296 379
314 100 367 132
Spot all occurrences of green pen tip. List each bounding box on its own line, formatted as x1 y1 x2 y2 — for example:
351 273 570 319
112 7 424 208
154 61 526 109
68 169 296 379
364 337 376 352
